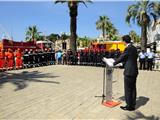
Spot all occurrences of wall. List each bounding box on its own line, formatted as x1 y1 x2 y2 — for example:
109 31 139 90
147 20 160 51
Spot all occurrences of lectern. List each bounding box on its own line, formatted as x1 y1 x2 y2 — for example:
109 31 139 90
102 63 121 107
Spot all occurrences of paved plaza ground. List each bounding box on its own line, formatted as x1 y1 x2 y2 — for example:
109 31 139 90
0 65 160 120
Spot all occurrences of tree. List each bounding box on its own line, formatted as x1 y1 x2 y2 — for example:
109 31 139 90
96 15 118 40
77 36 91 47
47 33 60 43
112 35 120 41
96 16 110 39
37 35 46 41
55 0 92 52
129 30 140 43
25 25 41 41
126 0 160 51
60 32 70 40
107 23 118 40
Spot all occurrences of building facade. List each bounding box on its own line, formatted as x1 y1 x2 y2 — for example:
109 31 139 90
147 20 160 51
54 39 70 51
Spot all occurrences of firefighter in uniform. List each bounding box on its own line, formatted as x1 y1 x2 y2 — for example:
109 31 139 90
93 49 97 66
34 49 39 67
47 49 51 65
15 48 23 69
50 50 55 65
23 49 29 68
0 49 6 71
28 49 34 67
97 50 101 66
38 50 42 66
90 50 94 66
44 49 48 66
6 48 14 70
79 50 83 65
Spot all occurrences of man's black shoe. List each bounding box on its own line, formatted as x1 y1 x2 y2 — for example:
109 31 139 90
120 106 135 111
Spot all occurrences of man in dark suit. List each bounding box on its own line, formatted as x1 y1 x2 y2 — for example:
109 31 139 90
113 35 138 111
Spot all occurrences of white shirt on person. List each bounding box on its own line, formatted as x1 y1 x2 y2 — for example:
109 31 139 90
139 52 146 59
146 52 154 59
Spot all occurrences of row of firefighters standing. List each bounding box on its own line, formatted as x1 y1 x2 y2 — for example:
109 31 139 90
0 48 22 71
0 48 56 71
1 48 157 71
1 48 121 71
55 49 121 66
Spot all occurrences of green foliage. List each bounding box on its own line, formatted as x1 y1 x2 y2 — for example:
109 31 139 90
47 33 60 42
129 30 140 43
60 33 70 40
96 15 110 38
96 15 118 40
55 0 92 52
25 25 41 41
37 35 46 41
126 0 160 50
112 35 120 41
126 1 160 27
77 36 91 47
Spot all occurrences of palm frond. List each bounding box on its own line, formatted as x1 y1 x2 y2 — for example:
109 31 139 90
79 0 92 7
54 0 66 4
153 2 160 15
125 13 131 25
136 12 142 26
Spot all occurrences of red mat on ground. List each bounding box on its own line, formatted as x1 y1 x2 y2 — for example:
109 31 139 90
102 100 121 108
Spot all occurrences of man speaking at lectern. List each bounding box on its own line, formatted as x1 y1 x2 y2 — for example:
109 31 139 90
114 35 138 111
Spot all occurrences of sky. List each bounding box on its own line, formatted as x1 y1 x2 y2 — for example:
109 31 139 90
0 1 141 41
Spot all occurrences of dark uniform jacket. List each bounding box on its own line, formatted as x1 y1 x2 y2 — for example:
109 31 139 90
114 43 138 77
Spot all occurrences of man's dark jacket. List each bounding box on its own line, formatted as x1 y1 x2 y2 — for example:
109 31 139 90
114 43 138 77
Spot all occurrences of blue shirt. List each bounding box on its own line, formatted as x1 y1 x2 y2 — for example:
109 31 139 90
139 52 146 59
146 52 154 59
56 51 62 59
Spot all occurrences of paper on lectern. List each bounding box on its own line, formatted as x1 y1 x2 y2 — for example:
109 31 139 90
102 57 122 67
102 58 115 67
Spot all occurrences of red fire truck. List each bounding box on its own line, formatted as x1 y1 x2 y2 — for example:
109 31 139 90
0 39 54 51
90 41 126 52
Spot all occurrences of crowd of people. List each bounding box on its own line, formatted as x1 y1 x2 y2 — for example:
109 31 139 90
138 48 156 71
0 48 23 71
0 47 159 72
55 49 121 66
0 48 55 72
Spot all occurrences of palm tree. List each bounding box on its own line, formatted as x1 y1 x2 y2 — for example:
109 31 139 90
37 35 46 41
47 33 60 43
25 25 41 41
96 15 118 41
55 0 92 52
96 16 110 40
129 30 140 43
126 0 160 51
107 23 118 40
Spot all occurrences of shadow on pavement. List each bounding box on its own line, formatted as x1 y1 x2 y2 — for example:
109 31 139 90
119 96 149 109
0 70 60 91
135 96 149 109
119 96 125 101
126 110 159 120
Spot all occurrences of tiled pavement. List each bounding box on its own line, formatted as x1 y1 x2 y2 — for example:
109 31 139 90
0 65 160 119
